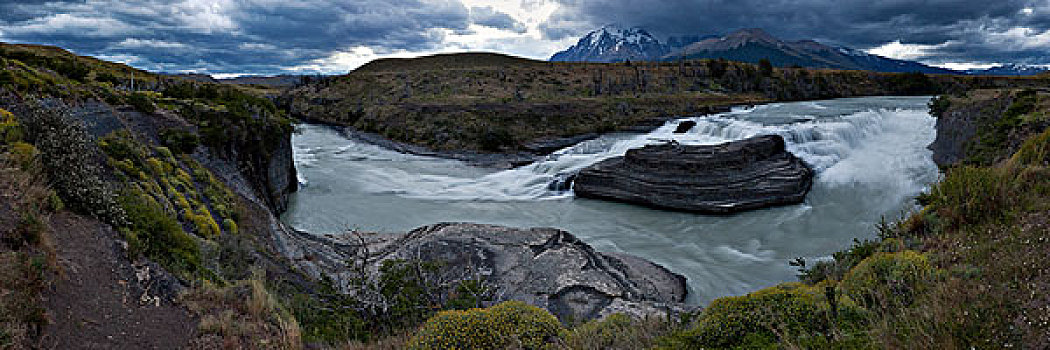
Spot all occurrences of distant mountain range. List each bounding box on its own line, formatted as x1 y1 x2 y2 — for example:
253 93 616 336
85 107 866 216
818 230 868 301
551 26 1046 76
965 64 1049 76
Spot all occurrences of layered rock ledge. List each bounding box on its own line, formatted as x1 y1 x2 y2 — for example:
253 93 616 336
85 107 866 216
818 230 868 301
573 135 813 213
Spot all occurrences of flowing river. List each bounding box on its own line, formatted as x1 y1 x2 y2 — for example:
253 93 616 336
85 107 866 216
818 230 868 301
282 96 939 304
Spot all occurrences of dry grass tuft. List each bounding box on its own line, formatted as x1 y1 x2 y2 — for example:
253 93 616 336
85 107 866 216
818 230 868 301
181 270 303 350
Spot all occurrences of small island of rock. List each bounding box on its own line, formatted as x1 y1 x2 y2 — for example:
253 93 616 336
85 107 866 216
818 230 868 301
573 134 814 213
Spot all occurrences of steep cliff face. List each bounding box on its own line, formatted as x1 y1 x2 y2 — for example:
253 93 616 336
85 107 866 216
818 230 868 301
265 134 297 212
235 130 297 213
929 89 1050 167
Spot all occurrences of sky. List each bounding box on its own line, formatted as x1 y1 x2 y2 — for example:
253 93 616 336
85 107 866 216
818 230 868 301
0 0 1048 76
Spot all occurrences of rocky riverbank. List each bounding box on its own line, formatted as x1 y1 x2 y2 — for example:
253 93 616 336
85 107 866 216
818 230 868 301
928 88 1050 167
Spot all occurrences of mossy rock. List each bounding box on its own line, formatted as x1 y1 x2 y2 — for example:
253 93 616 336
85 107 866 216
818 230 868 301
839 251 934 311
408 301 564 350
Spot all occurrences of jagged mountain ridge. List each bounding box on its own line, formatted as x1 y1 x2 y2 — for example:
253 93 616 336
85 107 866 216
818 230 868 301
550 25 668 63
551 26 955 74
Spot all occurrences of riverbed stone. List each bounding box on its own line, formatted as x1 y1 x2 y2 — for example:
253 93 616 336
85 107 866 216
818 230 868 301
573 135 814 213
328 223 689 322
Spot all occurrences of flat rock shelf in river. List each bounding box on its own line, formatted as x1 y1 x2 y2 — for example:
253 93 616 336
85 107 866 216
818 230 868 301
574 135 814 213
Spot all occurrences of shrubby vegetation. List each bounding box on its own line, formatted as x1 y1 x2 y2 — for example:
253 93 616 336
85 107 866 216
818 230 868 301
559 313 676 350
408 301 564 350
0 108 57 349
0 43 308 348
15 102 125 225
179 270 302 349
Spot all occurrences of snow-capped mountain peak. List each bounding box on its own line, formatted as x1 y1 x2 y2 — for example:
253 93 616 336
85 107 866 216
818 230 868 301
551 25 668 63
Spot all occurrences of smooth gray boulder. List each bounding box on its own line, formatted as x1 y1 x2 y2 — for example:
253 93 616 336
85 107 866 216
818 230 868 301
336 223 688 322
574 135 813 213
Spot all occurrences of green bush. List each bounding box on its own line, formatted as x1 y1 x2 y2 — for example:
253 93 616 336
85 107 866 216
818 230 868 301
118 190 201 277
99 131 147 164
377 259 443 329
928 95 951 117
159 128 199 154
563 313 676 350
222 218 238 235
408 301 564 350
18 103 126 225
186 209 221 238
666 283 870 349
798 238 882 284
7 142 38 170
0 108 23 144
924 166 1016 227
126 92 156 114
839 251 934 312
1011 128 1050 166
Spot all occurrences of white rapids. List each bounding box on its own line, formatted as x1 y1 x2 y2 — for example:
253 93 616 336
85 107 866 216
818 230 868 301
283 96 940 304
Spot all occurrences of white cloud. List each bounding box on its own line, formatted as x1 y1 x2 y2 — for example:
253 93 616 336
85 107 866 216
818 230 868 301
239 42 277 50
7 13 139 37
983 27 1050 51
170 0 238 34
931 62 1000 71
866 40 954 60
288 46 388 73
115 38 188 49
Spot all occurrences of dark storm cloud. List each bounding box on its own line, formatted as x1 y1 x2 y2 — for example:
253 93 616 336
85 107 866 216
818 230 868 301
470 6 528 33
540 0 1050 65
0 0 471 75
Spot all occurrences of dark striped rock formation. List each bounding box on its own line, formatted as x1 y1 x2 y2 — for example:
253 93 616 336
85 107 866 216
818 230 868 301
574 135 813 213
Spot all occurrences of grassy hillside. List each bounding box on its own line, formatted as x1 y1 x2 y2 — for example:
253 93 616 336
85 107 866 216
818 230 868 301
0 43 319 348
284 53 1043 155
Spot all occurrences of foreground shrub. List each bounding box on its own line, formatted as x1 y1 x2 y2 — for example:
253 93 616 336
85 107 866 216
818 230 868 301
665 283 870 349
561 313 675 350
118 190 201 277
408 301 563 350
923 166 1016 228
180 271 302 349
1011 128 1050 166
159 128 199 154
16 102 126 225
839 251 934 312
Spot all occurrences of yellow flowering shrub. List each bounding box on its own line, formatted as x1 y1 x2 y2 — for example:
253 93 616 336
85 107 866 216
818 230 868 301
408 301 564 350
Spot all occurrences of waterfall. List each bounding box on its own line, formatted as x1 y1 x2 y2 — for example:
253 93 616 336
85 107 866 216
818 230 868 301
285 96 939 304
